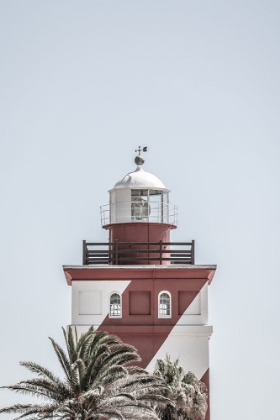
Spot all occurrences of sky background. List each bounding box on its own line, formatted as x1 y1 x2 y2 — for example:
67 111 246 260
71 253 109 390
1 1 280 419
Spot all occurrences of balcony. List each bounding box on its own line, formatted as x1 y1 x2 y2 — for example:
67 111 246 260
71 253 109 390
82 240 195 265
100 201 178 226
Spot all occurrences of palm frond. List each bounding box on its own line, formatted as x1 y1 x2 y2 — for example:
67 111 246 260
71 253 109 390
1 383 61 401
48 338 72 383
13 402 60 420
95 407 124 420
62 326 77 364
95 365 128 387
19 361 63 386
75 326 95 355
94 351 140 385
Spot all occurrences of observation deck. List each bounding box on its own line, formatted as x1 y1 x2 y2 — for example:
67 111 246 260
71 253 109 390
82 240 195 265
100 200 178 226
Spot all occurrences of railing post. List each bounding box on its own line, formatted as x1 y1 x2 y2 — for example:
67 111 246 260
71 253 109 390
115 239 119 265
191 240 195 264
159 240 162 265
83 240 86 265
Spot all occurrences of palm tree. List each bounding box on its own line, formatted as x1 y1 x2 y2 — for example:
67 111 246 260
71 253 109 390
0 327 169 420
153 355 208 420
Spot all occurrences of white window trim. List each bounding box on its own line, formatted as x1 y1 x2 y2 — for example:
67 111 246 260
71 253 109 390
158 291 172 318
109 292 122 318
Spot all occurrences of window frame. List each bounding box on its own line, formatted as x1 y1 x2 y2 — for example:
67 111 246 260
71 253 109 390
158 291 172 318
109 292 122 318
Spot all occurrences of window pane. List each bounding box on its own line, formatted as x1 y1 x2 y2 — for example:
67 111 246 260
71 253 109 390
110 293 121 317
131 190 150 221
159 293 171 316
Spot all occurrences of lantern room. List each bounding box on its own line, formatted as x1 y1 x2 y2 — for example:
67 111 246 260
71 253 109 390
100 152 178 227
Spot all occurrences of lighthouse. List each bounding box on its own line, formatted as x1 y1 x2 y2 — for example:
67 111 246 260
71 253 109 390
63 148 216 419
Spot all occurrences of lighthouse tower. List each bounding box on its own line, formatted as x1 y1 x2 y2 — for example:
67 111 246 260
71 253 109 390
63 149 216 419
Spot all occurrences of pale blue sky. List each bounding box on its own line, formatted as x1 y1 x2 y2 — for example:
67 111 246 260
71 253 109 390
1 1 280 419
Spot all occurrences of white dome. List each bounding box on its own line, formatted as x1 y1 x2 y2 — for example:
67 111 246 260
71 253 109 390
111 166 168 191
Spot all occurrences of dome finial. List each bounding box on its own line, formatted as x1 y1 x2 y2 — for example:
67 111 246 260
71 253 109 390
134 146 147 166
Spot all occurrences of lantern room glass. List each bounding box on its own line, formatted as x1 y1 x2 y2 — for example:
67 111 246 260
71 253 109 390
131 189 169 223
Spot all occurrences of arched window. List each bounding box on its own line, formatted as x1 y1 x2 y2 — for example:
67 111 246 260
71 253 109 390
110 293 122 317
158 291 171 318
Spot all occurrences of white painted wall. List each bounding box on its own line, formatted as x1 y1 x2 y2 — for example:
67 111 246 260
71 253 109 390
79 291 102 314
115 189 131 223
177 283 209 325
72 280 130 326
146 325 213 379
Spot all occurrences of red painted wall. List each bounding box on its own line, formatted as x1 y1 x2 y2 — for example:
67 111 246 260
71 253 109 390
104 222 176 265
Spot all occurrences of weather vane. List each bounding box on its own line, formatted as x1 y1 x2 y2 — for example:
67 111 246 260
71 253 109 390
134 146 147 166
135 146 148 156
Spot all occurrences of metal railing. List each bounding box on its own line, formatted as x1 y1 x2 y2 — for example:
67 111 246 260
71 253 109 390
100 201 178 226
83 240 195 265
